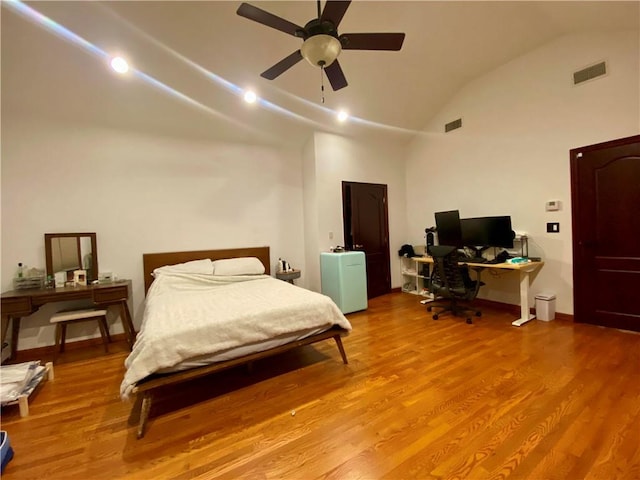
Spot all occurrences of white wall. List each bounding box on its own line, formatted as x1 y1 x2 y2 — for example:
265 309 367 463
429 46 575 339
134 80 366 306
4 28 637 351
405 30 640 314
301 135 321 292
308 132 408 291
1 117 306 350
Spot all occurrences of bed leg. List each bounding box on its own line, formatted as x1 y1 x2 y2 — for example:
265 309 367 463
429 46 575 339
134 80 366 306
333 335 348 364
137 393 152 439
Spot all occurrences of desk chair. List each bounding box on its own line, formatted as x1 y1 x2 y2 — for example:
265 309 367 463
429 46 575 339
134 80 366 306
427 245 482 324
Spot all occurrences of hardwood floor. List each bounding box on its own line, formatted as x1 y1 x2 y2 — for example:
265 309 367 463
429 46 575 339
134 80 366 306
2 292 639 479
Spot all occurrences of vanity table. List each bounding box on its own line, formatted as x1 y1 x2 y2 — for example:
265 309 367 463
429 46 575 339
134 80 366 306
1 281 135 362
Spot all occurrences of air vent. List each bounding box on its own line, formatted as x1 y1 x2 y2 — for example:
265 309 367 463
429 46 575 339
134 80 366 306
445 118 462 132
573 61 607 85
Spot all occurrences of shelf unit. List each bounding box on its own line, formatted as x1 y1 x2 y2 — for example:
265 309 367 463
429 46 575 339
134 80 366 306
400 245 432 298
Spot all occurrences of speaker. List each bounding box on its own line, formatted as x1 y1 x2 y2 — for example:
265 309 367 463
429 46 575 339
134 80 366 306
425 231 435 255
426 232 435 247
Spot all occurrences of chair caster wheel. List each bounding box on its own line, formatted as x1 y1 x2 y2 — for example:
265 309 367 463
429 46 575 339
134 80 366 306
466 318 473 324
427 306 432 312
433 314 439 320
475 311 482 317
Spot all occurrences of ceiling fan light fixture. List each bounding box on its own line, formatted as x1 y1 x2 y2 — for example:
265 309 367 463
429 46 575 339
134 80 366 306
300 34 341 67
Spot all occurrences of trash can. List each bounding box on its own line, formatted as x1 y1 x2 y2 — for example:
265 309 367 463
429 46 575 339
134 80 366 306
535 293 556 321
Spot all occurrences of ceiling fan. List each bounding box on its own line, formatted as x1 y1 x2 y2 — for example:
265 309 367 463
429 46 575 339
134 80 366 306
236 0 405 91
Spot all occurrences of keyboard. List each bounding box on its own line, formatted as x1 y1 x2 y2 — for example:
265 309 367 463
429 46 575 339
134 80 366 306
459 257 487 263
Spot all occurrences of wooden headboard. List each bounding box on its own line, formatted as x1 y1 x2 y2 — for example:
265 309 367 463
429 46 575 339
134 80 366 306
142 246 271 294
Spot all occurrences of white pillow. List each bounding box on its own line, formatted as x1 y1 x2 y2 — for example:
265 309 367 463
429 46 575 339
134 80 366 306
153 258 214 276
212 257 265 276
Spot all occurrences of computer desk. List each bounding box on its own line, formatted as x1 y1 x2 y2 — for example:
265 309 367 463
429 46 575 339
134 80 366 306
414 257 545 327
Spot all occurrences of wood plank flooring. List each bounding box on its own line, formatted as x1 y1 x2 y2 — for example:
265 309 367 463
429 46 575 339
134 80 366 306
2 292 639 479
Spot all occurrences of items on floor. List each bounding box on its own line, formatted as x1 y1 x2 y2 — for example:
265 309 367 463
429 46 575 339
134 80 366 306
1 361 54 417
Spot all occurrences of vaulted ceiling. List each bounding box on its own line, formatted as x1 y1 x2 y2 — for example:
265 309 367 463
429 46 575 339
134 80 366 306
2 1 638 147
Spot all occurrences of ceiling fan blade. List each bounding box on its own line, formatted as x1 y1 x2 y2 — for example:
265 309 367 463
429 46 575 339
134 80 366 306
324 60 348 91
340 32 406 50
261 50 303 80
321 1 351 28
237 3 304 37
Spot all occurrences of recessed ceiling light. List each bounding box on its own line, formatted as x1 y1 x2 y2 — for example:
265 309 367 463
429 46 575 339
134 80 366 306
337 110 349 122
243 90 257 104
110 56 129 74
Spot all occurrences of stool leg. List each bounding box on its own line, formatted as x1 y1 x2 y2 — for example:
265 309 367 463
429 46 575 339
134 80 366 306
97 316 109 353
53 324 62 364
60 324 67 352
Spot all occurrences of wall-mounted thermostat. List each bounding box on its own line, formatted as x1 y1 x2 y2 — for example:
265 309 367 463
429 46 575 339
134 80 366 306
545 200 561 211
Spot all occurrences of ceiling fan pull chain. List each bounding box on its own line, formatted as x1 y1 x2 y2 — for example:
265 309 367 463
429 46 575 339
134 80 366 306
320 65 325 104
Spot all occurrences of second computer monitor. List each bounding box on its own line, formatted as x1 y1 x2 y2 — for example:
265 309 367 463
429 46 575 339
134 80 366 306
461 217 490 248
461 216 514 249
486 216 515 248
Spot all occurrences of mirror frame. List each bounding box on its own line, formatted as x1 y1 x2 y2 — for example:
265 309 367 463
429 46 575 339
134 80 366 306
45 232 98 283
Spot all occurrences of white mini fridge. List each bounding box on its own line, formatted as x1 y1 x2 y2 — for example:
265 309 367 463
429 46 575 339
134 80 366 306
320 251 368 314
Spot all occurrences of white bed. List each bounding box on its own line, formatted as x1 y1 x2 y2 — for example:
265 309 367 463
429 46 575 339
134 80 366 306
125 247 352 438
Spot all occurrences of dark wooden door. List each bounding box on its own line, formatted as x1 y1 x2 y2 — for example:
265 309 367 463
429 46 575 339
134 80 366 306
342 181 391 299
570 135 640 331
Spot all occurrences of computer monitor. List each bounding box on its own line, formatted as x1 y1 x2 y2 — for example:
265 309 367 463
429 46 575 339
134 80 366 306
461 218 490 248
461 216 515 249
434 210 463 248
486 216 515 248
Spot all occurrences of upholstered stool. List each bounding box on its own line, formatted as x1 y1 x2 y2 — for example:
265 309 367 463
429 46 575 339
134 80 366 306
50 308 110 362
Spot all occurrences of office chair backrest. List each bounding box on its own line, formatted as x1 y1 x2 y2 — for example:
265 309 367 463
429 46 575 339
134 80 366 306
429 245 467 297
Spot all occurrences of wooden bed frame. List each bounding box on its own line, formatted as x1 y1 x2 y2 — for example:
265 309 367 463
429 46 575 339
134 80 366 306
133 246 349 438
142 246 273 294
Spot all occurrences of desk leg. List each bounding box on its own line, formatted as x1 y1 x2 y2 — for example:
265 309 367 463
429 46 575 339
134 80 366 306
1 315 12 362
1 316 9 346
118 300 136 349
512 270 536 327
11 316 21 360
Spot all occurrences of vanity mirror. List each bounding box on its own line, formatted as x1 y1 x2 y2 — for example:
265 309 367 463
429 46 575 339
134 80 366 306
45 232 98 283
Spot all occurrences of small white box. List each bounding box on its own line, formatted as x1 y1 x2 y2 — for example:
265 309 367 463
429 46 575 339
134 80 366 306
54 271 66 288
535 293 556 321
99 272 113 283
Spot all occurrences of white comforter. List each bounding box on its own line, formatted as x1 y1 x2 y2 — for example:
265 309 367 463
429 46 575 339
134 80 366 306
121 273 352 399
